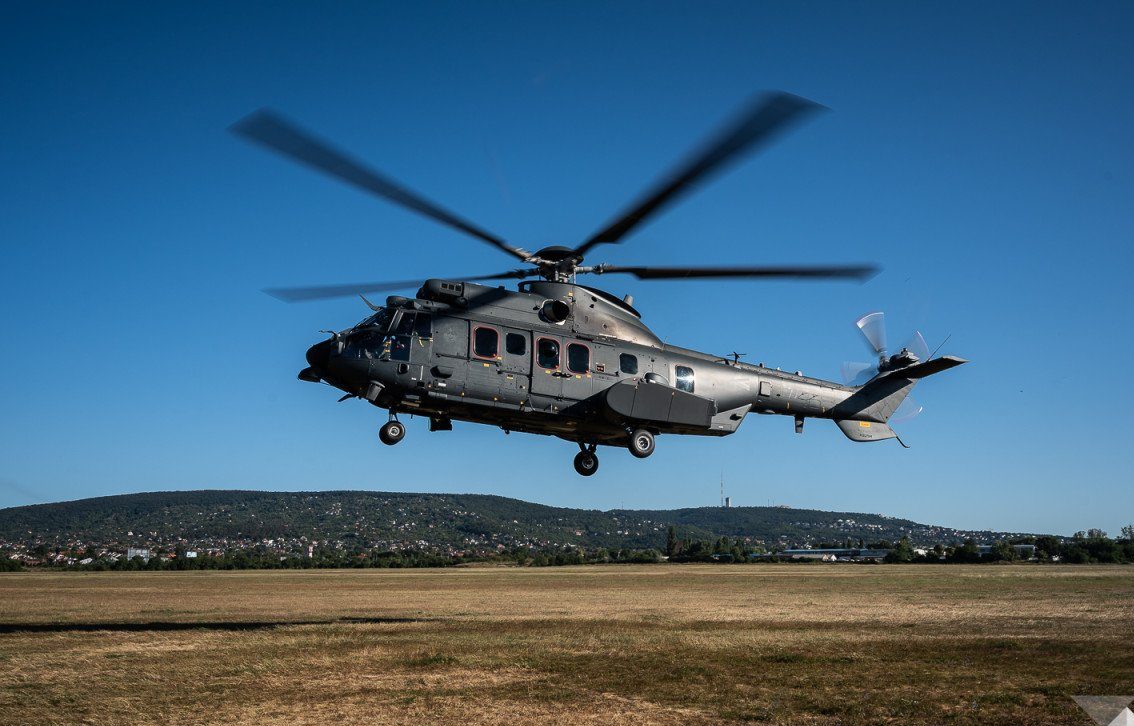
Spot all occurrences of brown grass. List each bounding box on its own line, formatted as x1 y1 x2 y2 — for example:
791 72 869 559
1 565 1131 725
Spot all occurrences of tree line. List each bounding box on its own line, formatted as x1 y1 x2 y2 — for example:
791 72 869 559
5 525 1131 571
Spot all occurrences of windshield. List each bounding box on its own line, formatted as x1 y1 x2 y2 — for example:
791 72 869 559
357 308 394 331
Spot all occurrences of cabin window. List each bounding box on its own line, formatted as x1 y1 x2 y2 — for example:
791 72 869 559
473 326 498 359
567 343 590 374
537 338 560 369
675 365 695 393
413 313 432 338
619 353 638 375
506 332 527 356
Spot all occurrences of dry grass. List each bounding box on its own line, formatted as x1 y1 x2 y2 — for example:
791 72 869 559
1 565 1131 724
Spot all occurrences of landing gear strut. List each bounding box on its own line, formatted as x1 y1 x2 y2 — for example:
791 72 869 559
379 413 406 446
628 428 655 459
573 443 599 476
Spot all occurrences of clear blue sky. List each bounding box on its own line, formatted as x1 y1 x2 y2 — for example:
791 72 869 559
2 2 1132 536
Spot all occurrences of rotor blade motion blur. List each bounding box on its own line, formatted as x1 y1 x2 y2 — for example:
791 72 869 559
855 311 888 354
891 395 923 423
840 361 876 387
231 110 530 261
591 264 876 281
573 92 825 258
264 269 539 302
904 331 930 361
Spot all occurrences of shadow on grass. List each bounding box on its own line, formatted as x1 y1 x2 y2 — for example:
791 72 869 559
0 616 427 634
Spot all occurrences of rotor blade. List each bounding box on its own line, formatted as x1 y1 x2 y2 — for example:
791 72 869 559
573 92 825 258
591 264 877 281
891 395 923 423
855 311 887 354
231 110 530 261
264 269 539 302
841 361 876 387
903 330 930 361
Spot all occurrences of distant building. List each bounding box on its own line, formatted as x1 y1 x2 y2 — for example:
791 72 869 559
780 552 838 562
765 548 892 562
126 547 151 563
976 544 1036 559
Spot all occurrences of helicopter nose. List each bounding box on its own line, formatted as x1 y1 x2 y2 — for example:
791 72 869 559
299 338 336 382
306 339 334 370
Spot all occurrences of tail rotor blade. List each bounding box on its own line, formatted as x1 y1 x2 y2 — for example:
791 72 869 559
855 311 887 354
841 361 876 387
904 330 930 361
891 395 923 423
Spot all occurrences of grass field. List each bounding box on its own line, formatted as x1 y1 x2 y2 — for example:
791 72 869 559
1 565 1131 725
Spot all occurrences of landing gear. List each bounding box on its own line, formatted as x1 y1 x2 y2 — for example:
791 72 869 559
573 443 599 477
628 428 655 459
573 450 599 476
379 418 406 446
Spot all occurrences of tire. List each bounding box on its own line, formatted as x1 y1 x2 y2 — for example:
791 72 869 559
573 450 599 476
628 428 655 459
379 420 406 446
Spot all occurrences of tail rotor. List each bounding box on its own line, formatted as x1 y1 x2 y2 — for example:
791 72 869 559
841 311 930 421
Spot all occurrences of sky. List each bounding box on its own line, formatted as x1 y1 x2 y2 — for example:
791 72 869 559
2 2 1132 536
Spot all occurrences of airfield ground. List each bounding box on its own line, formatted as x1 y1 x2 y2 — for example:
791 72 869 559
1 565 1131 725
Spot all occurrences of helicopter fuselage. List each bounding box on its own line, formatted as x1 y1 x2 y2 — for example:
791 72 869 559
302 279 902 451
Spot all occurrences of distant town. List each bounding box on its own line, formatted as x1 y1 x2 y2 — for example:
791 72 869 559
2 490 1131 570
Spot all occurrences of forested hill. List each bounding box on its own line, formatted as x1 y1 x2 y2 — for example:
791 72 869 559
0 490 1023 551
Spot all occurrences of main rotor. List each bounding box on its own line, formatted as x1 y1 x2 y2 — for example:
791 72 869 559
231 92 878 302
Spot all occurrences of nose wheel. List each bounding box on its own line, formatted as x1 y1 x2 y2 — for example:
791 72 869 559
379 418 406 446
573 444 599 476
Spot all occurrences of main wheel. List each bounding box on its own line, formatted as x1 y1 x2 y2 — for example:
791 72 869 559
573 450 599 476
628 428 655 459
379 420 406 446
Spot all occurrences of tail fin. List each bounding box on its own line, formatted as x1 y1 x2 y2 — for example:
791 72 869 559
832 355 967 442
836 419 901 442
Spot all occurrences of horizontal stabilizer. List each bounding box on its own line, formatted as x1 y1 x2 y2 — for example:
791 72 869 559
835 419 897 442
885 355 967 380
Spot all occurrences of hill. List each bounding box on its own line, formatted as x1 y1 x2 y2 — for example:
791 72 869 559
0 490 1030 555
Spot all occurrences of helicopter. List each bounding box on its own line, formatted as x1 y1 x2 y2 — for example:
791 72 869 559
232 92 966 476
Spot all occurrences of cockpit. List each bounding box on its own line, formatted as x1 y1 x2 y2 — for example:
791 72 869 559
356 308 394 331
342 308 432 362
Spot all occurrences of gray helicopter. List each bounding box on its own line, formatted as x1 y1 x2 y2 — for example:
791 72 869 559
232 92 966 476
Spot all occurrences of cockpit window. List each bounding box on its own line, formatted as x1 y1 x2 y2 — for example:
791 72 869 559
344 330 384 359
388 335 411 361
413 313 432 338
393 311 416 336
360 309 394 331
675 365 694 393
